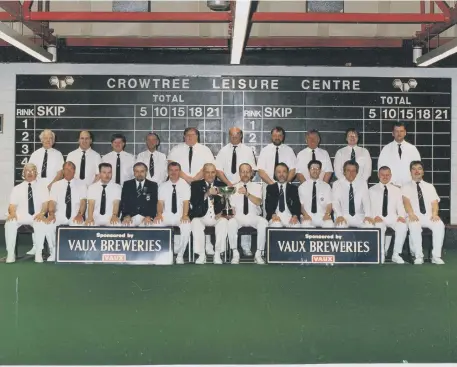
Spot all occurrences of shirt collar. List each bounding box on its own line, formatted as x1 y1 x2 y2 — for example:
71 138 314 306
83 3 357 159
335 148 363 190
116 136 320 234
79 147 92 154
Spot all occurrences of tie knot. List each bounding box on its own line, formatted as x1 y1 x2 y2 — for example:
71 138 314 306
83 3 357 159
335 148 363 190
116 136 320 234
102 184 107 188
312 149 315 153
28 182 31 186
233 146 237 149
416 181 420 186
313 181 316 186
117 153 120 157
68 181 71 186
276 147 279 151
82 151 86 155
172 184 176 189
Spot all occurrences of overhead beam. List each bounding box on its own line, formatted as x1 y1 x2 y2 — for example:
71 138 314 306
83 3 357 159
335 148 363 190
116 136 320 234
414 5 457 42
230 0 252 64
433 0 451 17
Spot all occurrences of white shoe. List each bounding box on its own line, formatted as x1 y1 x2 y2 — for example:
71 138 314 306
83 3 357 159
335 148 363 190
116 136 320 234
213 252 223 265
231 250 240 264
6 253 15 263
35 253 43 263
26 246 36 256
195 255 206 264
414 257 424 265
176 255 184 265
432 257 445 265
392 254 405 264
254 251 265 264
47 253 56 262
206 245 215 256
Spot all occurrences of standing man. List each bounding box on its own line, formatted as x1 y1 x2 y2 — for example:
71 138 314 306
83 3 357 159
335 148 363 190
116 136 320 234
120 162 157 227
402 161 445 265
28 129 64 189
298 160 333 228
66 130 102 187
85 163 121 226
265 163 301 227
378 122 421 187
5 163 51 263
190 163 228 264
334 128 372 182
227 163 267 265
332 161 374 228
369 166 407 264
135 132 168 184
47 161 87 262
102 133 135 186
296 129 333 183
153 162 192 264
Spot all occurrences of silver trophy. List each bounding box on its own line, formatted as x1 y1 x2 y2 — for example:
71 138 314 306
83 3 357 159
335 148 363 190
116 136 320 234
219 186 236 217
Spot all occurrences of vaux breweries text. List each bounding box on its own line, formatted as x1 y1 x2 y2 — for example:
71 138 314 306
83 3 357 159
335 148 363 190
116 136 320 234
278 233 370 253
68 232 162 252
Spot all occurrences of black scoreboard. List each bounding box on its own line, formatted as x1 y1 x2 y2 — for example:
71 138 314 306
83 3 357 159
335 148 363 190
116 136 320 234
15 74 451 222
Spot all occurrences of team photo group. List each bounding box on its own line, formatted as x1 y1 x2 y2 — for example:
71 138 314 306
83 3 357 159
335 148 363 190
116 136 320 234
5 121 445 265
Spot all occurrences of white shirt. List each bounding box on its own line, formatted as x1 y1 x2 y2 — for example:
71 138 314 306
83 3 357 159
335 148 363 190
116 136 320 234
9 180 49 217
369 182 406 218
298 179 332 216
136 150 168 184
332 178 371 218
296 147 333 181
87 181 121 216
334 145 372 182
231 181 262 216
257 143 297 182
158 178 191 216
29 147 64 186
215 143 257 184
167 143 215 177
275 182 291 216
102 151 135 186
401 180 439 216
50 178 87 218
378 140 421 187
66 148 102 187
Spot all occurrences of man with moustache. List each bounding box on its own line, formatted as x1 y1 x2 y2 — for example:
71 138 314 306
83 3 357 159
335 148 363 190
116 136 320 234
102 133 135 186
136 132 168 184
120 162 157 227
402 161 445 265
153 162 191 264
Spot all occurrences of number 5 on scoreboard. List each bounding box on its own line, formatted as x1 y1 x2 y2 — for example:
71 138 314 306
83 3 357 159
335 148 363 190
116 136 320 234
368 108 378 119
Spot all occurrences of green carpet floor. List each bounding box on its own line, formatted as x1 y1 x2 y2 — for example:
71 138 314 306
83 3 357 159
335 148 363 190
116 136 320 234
1 243 457 365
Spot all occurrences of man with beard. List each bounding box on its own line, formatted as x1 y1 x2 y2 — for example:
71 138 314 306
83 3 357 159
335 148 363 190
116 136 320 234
136 132 168 184
101 133 135 186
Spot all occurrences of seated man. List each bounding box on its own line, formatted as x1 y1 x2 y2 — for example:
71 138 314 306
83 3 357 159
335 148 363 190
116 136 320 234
227 163 267 265
5 163 51 263
153 162 192 265
402 161 445 265
265 163 301 227
298 160 333 228
86 163 121 226
47 161 87 261
121 162 157 227
190 163 228 264
369 166 407 264
332 160 374 228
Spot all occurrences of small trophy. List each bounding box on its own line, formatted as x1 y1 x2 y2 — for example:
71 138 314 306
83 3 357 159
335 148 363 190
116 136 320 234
219 186 236 217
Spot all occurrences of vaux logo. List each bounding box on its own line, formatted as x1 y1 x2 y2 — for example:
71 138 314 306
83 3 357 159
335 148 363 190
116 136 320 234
49 76 74 89
392 78 417 92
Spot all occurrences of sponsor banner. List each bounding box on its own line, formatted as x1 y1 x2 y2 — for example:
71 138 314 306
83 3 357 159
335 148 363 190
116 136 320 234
56 226 173 265
267 228 380 264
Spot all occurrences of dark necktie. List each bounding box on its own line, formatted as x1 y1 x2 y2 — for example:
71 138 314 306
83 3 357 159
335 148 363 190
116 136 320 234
273 147 279 181
188 146 193 173
382 185 388 217
149 153 154 178
278 184 285 212
171 184 177 214
312 149 316 161
80 151 86 180
243 184 249 215
137 182 142 198
311 181 317 214
231 146 237 174
349 183 355 216
398 144 402 159
351 147 355 161
417 182 426 214
65 181 72 219
28 183 34 215
116 153 121 184
41 150 48 178
100 184 107 215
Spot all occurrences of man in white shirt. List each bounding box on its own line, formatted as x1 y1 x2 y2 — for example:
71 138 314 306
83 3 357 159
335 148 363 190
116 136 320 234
29 129 64 189
299 160 333 228
332 160 374 228
296 129 333 183
369 166 407 264
85 163 121 226
102 133 135 186
378 122 421 187
227 163 267 265
334 128 372 182
402 161 445 265
5 163 51 263
136 132 168 184
153 162 192 264
66 130 102 187
47 161 87 261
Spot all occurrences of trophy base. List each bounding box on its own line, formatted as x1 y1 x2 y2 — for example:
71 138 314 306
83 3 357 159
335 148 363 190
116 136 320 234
222 209 234 217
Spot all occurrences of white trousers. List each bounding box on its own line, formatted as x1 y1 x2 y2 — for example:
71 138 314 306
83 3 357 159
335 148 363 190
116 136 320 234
301 213 334 228
408 214 445 259
48 215 83 249
374 216 407 257
335 215 374 228
92 214 118 226
228 214 268 251
5 215 51 254
269 212 301 228
153 213 191 255
191 215 228 255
